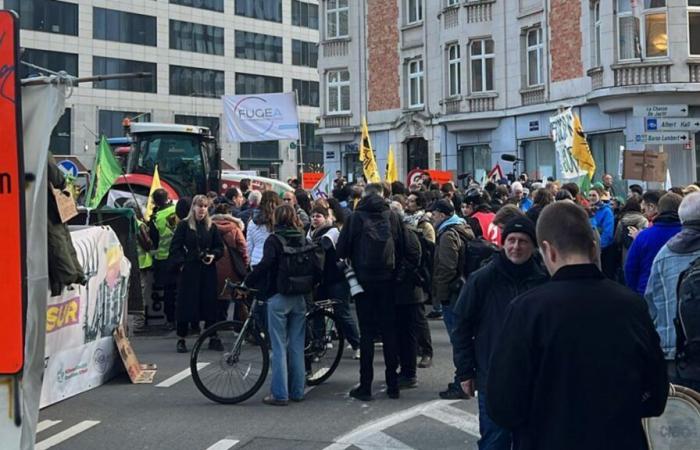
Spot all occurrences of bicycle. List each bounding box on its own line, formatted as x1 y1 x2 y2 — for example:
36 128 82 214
190 280 345 404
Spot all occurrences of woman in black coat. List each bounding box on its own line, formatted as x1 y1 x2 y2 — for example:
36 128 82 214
169 194 224 353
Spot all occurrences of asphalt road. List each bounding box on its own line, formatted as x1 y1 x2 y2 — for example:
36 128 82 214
37 318 480 450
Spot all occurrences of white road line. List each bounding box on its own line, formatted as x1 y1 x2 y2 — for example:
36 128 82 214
35 420 100 450
422 403 480 437
36 420 62 433
205 438 240 450
156 363 209 388
354 431 414 450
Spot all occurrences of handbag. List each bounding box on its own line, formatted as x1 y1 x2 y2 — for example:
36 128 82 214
51 183 78 223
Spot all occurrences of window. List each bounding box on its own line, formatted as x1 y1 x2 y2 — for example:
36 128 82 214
19 48 78 78
5 0 78 36
170 0 224 12
292 40 319 68
234 31 283 63
174 114 221 139
408 59 424 108
293 79 320 107
447 44 462 97
300 123 324 171
235 73 283 94
169 66 225 98
526 28 544 87
592 1 602 66
523 139 556 180
470 39 495 92
93 8 157 46
240 141 279 159
170 20 224 56
407 0 423 24
50 108 71 155
588 132 626 192
406 138 429 170
98 110 151 138
326 0 349 38
235 0 282 23
690 0 700 55
458 145 492 181
93 57 156 93
447 0 460 6
616 0 667 60
292 0 319 29
327 70 350 113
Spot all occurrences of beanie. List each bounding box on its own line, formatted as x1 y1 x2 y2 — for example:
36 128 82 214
501 217 537 246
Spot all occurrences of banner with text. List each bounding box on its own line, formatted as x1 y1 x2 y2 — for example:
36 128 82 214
550 109 587 180
223 93 300 142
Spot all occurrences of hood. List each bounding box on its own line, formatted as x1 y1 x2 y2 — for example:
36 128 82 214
653 211 681 225
667 221 700 254
438 214 474 240
356 194 389 214
274 226 306 245
211 214 244 231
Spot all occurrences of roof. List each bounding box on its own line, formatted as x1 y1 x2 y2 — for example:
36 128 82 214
129 122 211 135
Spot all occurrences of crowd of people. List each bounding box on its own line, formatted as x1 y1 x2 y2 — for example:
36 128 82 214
134 170 700 449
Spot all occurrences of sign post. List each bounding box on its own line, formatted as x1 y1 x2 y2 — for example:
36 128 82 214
633 104 689 118
0 10 26 376
634 132 692 145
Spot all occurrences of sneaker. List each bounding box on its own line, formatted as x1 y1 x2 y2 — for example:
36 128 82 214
176 339 187 353
418 356 433 368
349 387 373 402
426 310 443 320
353 348 361 360
397 376 418 389
208 337 224 351
262 395 288 406
439 385 468 400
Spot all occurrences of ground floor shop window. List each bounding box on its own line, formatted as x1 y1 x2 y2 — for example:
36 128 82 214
588 131 626 195
523 139 556 180
458 144 491 182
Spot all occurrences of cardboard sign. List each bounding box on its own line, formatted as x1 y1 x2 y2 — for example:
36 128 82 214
622 150 668 183
0 11 25 375
114 325 157 384
302 172 324 189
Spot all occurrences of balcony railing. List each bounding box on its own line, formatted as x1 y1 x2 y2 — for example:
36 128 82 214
587 67 604 90
466 0 494 23
443 97 461 114
323 115 351 128
322 38 350 58
520 86 545 106
612 62 671 86
467 94 496 112
689 63 700 82
443 6 459 29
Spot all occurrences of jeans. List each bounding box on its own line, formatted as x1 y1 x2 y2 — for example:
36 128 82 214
319 281 361 350
267 293 306 401
442 303 457 340
478 390 513 450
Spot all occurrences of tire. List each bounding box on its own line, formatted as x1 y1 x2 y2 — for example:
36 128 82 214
305 309 344 386
190 320 269 404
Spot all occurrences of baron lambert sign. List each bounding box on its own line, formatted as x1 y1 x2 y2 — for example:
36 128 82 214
223 93 300 143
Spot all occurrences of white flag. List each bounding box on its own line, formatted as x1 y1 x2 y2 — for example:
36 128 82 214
223 92 300 142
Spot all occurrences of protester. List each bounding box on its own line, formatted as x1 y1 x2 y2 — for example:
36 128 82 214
169 195 224 353
614 195 648 271
625 193 683 296
337 183 405 400
644 192 700 386
462 188 498 243
492 204 525 239
224 187 245 219
246 191 279 268
510 182 532 212
453 217 548 448
239 189 261 226
283 191 310 229
525 188 553 225
642 190 664 223
588 186 616 278
487 201 668 450
602 173 616 197
148 188 178 328
211 203 249 288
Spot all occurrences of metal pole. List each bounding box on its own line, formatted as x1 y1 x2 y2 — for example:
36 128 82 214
294 89 304 186
21 71 151 86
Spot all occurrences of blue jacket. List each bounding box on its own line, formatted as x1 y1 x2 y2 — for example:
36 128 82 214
625 213 682 296
589 203 614 249
519 197 533 213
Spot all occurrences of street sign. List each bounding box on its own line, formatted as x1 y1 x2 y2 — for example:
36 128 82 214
58 159 79 177
633 104 688 117
645 118 700 132
634 132 692 144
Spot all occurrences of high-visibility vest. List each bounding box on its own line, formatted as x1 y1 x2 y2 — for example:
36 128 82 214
153 204 177 261
135 219 153 269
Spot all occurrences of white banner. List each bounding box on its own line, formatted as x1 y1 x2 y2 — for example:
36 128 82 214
549 109 586 180
223 92 300 142
41 226 131 407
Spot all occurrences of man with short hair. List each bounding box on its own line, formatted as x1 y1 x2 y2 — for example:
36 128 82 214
454 217 548 449
239 190 261 226
642 190 664 223
602 173 616 197
282 191 310 229
645 192 700 389
487 202 668 450
224 187 245 219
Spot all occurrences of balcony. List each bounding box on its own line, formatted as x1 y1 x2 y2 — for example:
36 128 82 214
466 93 496 112
322 38 350 58
689 62 700 82
587 67 603 90
520 86 545 106
466 0 494 23
611 61 671 87
322 114 351 128
443 97 462 114
442 6 459 29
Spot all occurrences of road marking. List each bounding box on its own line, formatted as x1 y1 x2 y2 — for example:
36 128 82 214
35 420 100 450
205 438 240 450
422 403 480 437
36 420 62 433
156 363 209 388
354 431 413 449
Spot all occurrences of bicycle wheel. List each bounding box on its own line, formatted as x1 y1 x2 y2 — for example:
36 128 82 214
305 310 344 386
190 320 269 404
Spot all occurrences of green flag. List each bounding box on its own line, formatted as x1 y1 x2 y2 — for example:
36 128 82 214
87 136 122 208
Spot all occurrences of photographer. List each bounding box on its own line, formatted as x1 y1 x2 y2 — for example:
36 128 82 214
169 195 224 353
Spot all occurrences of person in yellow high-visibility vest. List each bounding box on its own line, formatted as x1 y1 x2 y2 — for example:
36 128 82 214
124 199 154 330
148 188 178 328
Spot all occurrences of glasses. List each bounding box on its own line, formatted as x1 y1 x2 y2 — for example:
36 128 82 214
283 198 293 202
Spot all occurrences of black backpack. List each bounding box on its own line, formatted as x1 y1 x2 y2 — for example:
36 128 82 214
461 237 499 280
355 210 396 274
675 257 700 379
405 224 434 291
275 234 324 295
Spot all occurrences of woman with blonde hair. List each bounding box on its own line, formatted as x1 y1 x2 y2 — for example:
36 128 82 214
169 195 224 353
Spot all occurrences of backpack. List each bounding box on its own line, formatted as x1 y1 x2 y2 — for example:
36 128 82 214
405 225 434 291
675 257 700 381
355 210 396 274
275 234 324 295
461 237 499 280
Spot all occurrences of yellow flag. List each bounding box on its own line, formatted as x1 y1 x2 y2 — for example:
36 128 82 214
571 113 596 180
360 117 381 183
144 165 162 221
385 145 398 183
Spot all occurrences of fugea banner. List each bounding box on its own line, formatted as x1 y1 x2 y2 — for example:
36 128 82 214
223 92 300 142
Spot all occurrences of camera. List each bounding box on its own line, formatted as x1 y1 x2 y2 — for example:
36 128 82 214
339 260 364 297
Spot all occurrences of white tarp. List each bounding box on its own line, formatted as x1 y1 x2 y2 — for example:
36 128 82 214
549 108 586 180
223 92 300 142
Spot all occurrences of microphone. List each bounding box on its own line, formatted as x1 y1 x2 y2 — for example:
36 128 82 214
501 154 522 162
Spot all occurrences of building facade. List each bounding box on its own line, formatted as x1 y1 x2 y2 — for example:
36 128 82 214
6 0 322 180
318 0 700 188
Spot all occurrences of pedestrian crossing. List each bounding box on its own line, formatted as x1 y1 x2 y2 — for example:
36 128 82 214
35 420 100 450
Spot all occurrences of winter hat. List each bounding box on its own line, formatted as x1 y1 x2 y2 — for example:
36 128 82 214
428 199 455 216
501 216 537 246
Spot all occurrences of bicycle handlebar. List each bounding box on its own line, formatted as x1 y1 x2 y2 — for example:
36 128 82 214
223 279 259 295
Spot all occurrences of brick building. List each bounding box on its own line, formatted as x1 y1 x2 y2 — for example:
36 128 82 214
318 0 700 189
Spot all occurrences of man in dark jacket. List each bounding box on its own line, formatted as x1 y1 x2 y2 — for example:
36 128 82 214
487 202 668 450
337 183 405 400
453 217 548 449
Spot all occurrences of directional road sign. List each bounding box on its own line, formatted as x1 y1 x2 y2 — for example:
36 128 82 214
634 132 691 144
645 117 700 132
633 104 688 118
57 159 79 177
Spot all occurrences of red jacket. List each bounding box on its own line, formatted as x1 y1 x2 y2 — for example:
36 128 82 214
212 214 249 299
